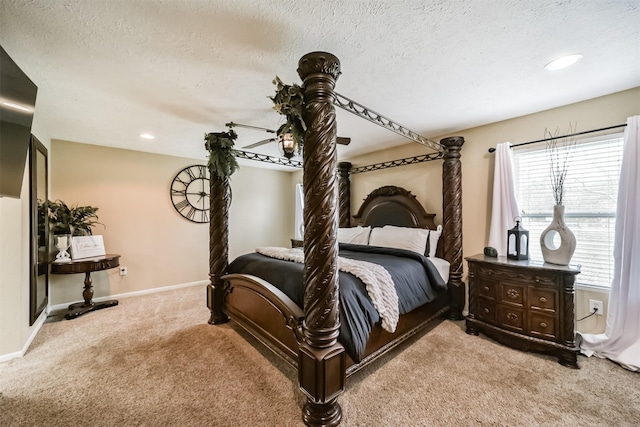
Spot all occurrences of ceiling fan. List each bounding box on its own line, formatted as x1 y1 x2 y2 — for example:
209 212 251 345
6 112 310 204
226 122 351 149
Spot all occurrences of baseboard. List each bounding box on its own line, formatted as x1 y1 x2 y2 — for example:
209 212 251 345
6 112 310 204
0 308 48 364
49 279 208 312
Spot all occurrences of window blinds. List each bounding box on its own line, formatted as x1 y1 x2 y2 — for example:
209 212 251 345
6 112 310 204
513 135 624 287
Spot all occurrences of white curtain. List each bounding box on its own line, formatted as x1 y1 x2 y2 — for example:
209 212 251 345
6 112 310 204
580 115 640 371
488 142 521 256
294 183 304 240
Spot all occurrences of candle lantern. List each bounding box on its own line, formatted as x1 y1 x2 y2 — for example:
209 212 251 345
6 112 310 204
507 217 529 260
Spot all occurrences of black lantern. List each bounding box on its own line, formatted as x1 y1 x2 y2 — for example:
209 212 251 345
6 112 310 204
278 133 298 159
507 217 529 260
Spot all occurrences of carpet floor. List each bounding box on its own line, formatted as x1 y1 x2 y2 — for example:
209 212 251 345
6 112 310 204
1 284 638 426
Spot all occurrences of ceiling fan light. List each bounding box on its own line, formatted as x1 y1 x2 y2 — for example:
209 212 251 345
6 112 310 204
544 54 583 71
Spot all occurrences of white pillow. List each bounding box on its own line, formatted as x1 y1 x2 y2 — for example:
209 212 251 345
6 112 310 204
369 225 429 255
337 226 371 245
427 225 443 257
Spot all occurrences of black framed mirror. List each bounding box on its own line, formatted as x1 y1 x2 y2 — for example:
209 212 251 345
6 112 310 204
29 134 48 325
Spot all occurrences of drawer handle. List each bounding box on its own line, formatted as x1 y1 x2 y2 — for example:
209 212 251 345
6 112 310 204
539 297 547 303
482 286 490 293
483 308 490 314
540 322 547 328
507 312 518 321
506 288 519 299
535 279 540 283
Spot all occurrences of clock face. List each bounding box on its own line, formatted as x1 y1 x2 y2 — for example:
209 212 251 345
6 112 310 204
170 165 210 223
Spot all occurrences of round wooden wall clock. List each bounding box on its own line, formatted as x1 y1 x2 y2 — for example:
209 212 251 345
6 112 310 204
170 165 210 223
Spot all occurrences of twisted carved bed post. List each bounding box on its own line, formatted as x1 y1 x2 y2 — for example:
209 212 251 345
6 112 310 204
337 162 352 228
297 52 345 427
206 140 231 325
441 136 465 320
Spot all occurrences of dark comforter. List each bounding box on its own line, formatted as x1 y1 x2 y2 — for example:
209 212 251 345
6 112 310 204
226 243 447 362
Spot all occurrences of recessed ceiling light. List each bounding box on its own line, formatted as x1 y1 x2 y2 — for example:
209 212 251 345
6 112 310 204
139 133 155 140
544 54 583 71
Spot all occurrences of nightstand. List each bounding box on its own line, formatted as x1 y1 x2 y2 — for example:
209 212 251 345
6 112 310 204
465 254 581 368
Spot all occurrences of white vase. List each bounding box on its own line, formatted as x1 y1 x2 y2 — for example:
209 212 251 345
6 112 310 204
540 205 576 265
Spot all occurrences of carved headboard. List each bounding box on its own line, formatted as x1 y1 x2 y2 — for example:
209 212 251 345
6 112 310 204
351 186 437 230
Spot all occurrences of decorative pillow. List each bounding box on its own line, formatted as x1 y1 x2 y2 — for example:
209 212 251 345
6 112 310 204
426 225 443 257
337 226 371 245
369 225 429 255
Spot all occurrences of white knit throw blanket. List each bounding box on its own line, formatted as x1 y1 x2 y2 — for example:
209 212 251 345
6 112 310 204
256 247 400 333
256 247 399 332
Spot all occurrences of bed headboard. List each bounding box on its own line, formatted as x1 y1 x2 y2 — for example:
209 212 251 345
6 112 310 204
351 185 437 230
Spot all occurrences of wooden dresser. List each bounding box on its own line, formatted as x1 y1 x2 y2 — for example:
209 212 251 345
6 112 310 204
465 254 581 368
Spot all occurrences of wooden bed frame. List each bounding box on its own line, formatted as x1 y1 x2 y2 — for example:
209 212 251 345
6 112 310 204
206 52 464 427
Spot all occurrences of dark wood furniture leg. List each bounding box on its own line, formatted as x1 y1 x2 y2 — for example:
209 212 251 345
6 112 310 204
50 254 121 320
298 51 345 427
207 163 231 325
65 271 118 319
441 136 465 320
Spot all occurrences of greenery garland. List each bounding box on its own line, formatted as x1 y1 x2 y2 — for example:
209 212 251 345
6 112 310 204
205 129 239 179
270 76 306 151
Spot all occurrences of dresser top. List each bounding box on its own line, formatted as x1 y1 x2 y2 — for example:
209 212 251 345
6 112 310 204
466 254 581 274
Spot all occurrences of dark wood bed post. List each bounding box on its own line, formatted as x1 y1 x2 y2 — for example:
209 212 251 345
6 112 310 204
337 162 352 228
441 136 465 320
297 52 345 427
206 147 230 325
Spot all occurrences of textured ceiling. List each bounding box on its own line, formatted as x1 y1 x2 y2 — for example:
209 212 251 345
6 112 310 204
1 0 639 169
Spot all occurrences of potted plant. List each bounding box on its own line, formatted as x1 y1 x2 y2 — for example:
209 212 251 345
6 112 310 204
48 200 103 236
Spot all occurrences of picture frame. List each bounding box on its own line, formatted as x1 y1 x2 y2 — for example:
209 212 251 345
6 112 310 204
70 235 106 260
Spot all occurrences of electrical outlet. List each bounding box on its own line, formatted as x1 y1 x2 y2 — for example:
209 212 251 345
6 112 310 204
119 266 128 276
589 299 603 316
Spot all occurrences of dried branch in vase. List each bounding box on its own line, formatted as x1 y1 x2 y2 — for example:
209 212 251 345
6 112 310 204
545 123 577 205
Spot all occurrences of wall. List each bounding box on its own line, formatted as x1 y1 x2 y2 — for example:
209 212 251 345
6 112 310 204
50 140 293 305
0 109 51 361
345 87 640 334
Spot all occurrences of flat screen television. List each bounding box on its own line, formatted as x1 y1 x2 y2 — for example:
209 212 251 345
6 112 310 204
0 44 38 198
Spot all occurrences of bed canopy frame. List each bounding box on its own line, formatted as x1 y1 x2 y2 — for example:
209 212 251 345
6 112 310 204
206 52 464 427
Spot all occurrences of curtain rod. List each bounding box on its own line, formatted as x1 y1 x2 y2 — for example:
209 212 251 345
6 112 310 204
487 123 627 153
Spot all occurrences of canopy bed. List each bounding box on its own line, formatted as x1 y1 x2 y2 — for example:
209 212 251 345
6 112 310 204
205 52 464 427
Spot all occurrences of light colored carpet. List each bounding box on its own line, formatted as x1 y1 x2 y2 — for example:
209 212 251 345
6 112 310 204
1 285 638 426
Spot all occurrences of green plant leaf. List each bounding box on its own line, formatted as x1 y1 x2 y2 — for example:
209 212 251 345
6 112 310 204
205 129 239 179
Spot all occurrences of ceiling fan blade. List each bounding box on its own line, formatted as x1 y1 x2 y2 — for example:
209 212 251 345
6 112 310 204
243 138 276 149
226 121 276 134
337 137 351 145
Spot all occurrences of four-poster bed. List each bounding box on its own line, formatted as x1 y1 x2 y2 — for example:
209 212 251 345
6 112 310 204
206 52 464 426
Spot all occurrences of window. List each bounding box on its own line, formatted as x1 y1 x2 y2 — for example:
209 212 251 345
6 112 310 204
513 134 624 288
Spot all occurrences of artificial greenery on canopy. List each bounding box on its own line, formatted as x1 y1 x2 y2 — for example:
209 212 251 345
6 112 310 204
205 129 239 179
270 76 306 150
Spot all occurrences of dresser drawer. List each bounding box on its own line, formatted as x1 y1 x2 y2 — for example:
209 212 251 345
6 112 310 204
498 306 524 332
477 280 497 299
529 312 557 340
476 298 497 324
477 265 511 280
528 288 557 313
499 283 525 306
532 274 558 287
